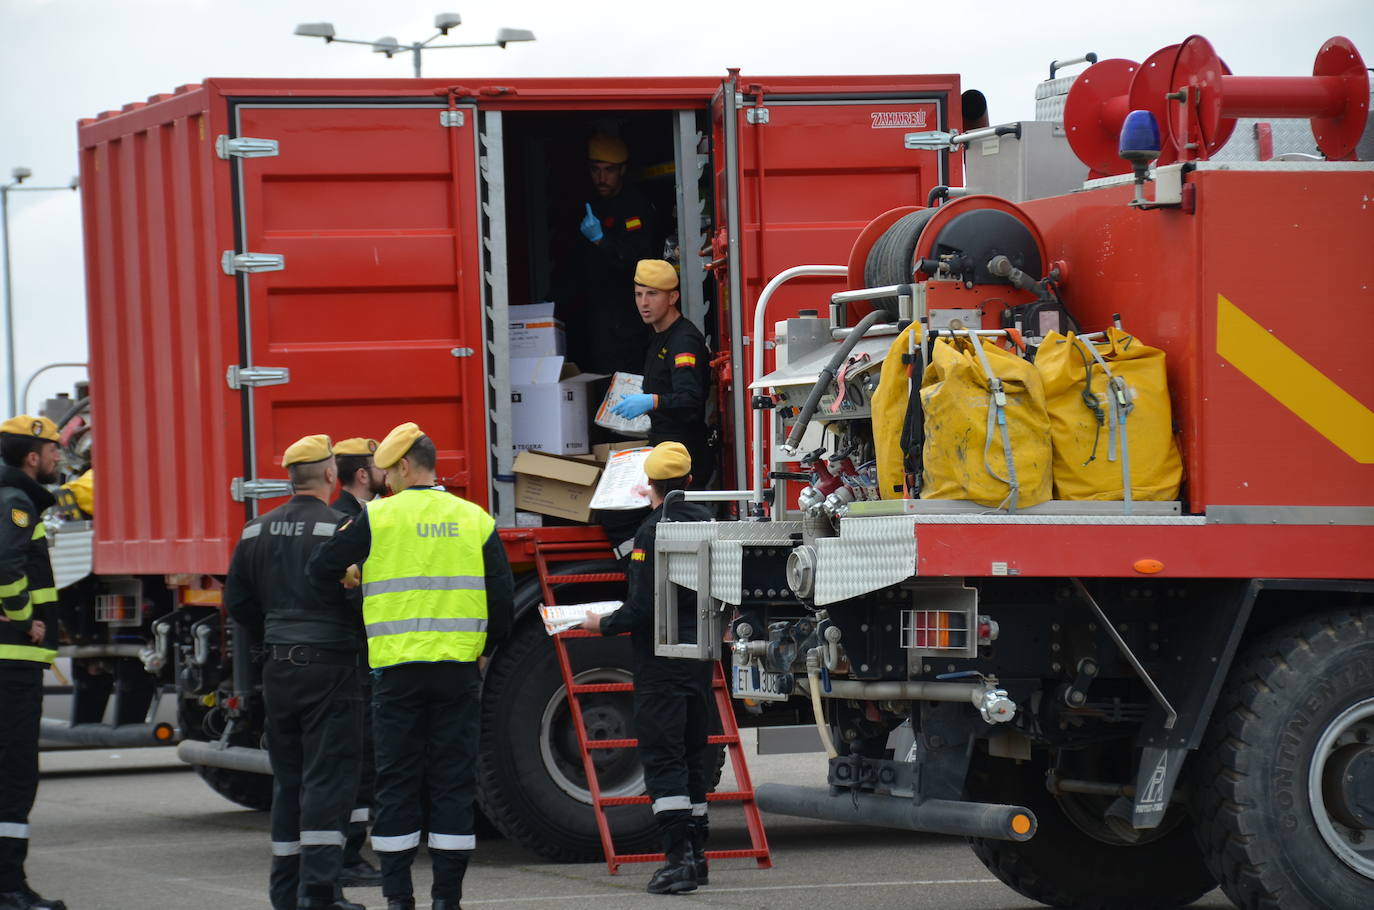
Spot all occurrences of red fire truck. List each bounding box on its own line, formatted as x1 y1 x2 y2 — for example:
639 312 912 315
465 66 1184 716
49 32 1374 910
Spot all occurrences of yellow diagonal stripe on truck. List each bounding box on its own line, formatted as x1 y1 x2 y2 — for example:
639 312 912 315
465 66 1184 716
1217 293 1374 463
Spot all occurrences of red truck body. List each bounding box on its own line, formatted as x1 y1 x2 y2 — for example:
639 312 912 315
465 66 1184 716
77 73 961 575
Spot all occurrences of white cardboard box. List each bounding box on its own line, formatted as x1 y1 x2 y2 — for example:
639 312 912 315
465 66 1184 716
511 356 603 455
594 371 652 436
510 302 566 358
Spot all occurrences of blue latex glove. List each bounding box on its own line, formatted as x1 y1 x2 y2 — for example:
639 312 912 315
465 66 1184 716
611 393 654 419
579 203 604 244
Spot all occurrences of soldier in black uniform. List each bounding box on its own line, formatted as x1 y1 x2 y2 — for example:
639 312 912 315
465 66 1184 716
610 260 712 487
327 437 384 889
331 437 383 521
0 416 66 910
580 442 715 895
558 134 660 376
225 435 364 910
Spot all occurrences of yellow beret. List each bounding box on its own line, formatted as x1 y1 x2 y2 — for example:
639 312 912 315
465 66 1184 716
634 259 679 291
375 422 426 470
282 434 333 467
334 437 378 457
0 415 59 443
644 441 692 480
587 134 628 164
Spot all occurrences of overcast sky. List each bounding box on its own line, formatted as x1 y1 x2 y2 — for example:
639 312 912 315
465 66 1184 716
2 0 1370 414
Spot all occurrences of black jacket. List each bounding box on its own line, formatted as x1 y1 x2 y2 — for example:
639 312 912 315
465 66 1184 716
225 495 362 649
600 501 713 677
305 487 515 658
0 466 57 662
330 490 364 519
643 314 710 444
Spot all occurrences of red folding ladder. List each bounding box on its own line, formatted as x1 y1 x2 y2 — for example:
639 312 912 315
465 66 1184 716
534 540 772 875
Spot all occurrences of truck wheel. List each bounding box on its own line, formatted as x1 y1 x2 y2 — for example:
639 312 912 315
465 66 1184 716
1191 607 1374 910
966 747 1215 909
193 764 273 811
476 612 657 862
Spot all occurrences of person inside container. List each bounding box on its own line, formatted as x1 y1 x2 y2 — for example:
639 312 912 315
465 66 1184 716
558 133 659 376
610 259 712 488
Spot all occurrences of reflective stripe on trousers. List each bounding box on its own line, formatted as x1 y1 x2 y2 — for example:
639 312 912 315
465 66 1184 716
372 831 422 852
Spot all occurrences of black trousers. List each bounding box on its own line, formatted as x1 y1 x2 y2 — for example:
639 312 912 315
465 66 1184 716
0 663 42 893
343 672 376 865
634 661 713 817
263 659 363 909
371 661 480 902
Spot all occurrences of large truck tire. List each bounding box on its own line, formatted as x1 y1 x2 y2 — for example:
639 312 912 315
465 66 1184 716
193 763 273 810
966 747 1215 909
477 590 657 862
1191 607 1374 910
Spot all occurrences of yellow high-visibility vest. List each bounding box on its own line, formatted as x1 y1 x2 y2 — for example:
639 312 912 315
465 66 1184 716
361 488 493 668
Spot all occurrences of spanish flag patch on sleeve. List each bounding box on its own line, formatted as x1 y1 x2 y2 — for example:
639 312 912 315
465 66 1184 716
624 216 642 231
630 549 646 561
674 352 697 368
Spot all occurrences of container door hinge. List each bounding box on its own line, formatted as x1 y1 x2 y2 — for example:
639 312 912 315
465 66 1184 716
230 478 295 502
215 136 280 159
450 347 475 358
745 107 770 125
440 110 466 127
221 251 285 275
225 365 290 390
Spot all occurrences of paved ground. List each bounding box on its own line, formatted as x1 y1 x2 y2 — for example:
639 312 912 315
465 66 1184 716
27 738 1237 909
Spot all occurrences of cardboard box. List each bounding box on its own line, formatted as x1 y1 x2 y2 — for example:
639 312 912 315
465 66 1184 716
509 302 566 357
511 356 602 455
592 438 648 463
594 371 652 436
513 450 603 523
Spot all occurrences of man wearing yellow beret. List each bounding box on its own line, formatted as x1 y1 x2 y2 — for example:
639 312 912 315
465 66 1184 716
331 438 383 521
580 442 714 894
225 435 365 910
308 422 514 910
609 260 712 486
0 416 65 910
557 133 659 376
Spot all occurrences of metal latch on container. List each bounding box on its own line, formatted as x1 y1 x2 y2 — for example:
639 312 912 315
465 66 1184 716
225 365 290 390
221 252 285 275
230 478 295 502
905 130 955 150
745 107 770 125
450 347 474 358
215 136 280 159
440 110 465 127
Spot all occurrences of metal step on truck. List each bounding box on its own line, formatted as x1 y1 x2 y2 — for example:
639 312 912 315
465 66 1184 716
643 34 1374 910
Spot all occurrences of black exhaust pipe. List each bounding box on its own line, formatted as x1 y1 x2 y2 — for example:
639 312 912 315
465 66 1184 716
755 783 1036 842
39 719 176 750
176 739 272 775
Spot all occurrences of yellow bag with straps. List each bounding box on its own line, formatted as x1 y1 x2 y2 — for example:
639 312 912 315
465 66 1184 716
1035 328 1182 502
871 323 923 500
919 335 1052 511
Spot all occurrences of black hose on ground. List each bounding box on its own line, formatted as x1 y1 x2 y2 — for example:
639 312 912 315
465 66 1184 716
782 308 888 455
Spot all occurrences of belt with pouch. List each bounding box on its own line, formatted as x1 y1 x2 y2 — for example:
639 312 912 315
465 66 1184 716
269 644 361 667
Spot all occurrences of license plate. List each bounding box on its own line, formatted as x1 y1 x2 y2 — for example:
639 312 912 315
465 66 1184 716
731 661 790 702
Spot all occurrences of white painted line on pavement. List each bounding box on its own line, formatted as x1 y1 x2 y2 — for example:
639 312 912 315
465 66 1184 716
467 878 1000 904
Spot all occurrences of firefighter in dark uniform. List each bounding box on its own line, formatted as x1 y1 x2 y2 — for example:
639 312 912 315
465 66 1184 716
328 437 384 889
0 416 65 910
225 435 365 910
579 442 715 894
610 260 712 487
563 134 659 376
307 422 514 910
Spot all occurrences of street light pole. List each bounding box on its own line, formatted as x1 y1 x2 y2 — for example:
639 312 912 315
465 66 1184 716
294 12 535 77
1 168 79 415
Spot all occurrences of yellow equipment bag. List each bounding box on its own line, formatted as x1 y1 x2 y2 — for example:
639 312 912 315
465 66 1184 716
60 469 95 516
919 335 1052 511
1035 328 1182 502
871 323 922 500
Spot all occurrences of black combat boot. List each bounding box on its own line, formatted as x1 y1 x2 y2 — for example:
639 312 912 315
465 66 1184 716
646 810 697 895
431 900 460 910
386 897 416 910
338 858 382 887
688 815 709 885
298 899 365 910
0 890 65 910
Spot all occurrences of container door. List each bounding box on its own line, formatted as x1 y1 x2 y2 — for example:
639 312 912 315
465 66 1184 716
227 103 487 509
710 76 958 491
